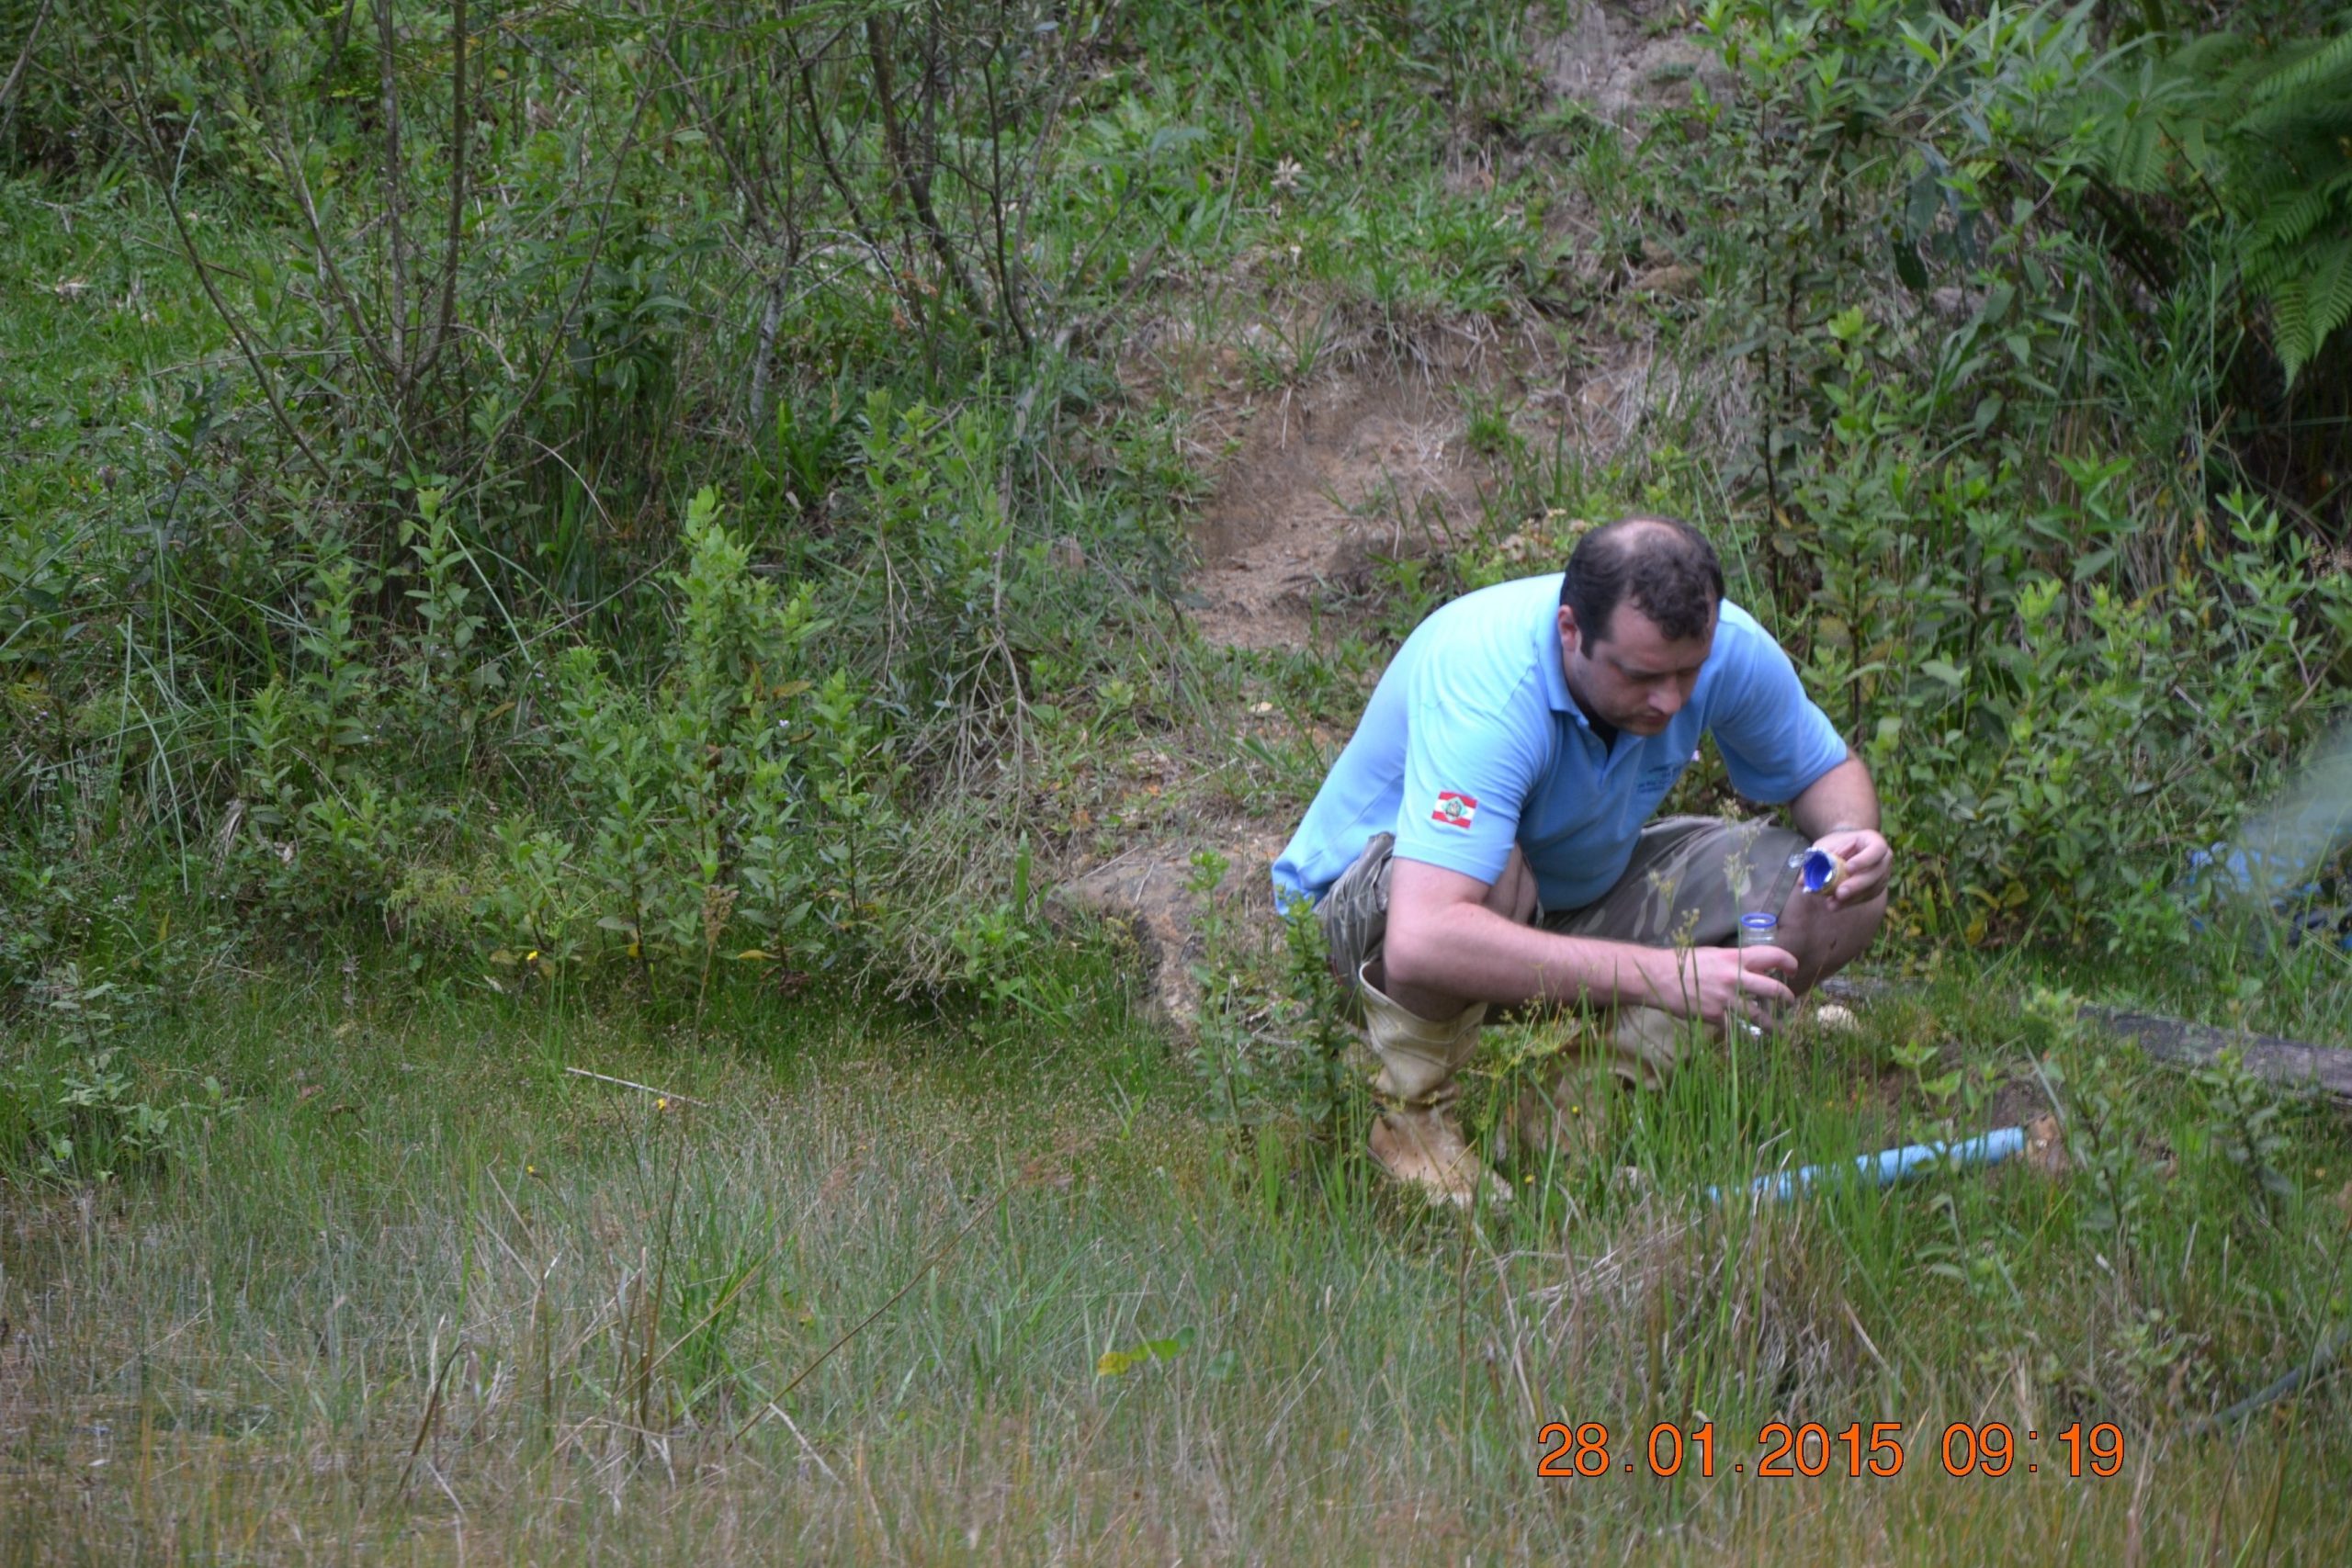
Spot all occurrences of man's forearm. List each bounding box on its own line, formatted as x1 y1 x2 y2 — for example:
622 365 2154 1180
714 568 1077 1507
1383 900 1690 1013
1789 753 1879 840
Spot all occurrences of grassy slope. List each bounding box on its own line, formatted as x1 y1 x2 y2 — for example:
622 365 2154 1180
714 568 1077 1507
3 953 2349 1562
6 6 2352 1562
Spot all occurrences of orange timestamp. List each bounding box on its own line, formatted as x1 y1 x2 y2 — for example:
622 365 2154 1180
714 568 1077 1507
1535 1420 2126 1479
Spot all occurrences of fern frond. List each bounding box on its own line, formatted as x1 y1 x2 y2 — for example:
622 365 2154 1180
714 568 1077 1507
2282 100 2352 137
2083 51 2233 188
2247 186 2339 253
2237 93 2352 137
2270 275 2314 378
2245 29 2352 107
2169 28 2258 88
2077 19 2352 384
2231 155 2324 197
2309 236 2352 345
2263 237 2352 385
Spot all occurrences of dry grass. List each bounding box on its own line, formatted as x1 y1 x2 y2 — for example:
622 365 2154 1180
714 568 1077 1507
4 954 2350 1562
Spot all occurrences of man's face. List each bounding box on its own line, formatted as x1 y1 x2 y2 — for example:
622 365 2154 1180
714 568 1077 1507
1557 601 1713 736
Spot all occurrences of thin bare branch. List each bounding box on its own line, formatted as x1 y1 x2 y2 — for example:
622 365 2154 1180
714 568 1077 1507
865 10 990 332
379 0 411 395
563 1066 709 1106
121 79 333 488
0 0 55 149
444 42 664 501
423 0 472 378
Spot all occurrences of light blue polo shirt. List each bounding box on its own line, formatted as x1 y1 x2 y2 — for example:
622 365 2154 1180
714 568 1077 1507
1271 574 1849 912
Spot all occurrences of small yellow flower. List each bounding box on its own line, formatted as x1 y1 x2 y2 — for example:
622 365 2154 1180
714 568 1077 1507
656 1097 669 1111
525 950 539 962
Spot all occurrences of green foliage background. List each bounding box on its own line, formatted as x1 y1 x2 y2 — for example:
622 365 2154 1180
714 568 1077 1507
3 9 2352 1554
2 0 2349 1017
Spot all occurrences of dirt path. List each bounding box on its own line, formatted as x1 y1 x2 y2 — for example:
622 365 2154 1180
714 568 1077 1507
1060 1 1727 1027
1180 1 1729 654
1185 366 1498 651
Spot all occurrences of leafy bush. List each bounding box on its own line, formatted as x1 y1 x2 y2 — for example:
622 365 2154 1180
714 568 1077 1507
1789 319 2350 947
0 1046 183 1183
259 486 899 991
528 489 873 986
1681 0 2352 947
2088 19 2352 383
0 962 237 1183
1 0 1187 1011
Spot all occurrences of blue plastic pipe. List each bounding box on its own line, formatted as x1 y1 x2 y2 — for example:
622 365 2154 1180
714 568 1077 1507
1709 1124 2028 1204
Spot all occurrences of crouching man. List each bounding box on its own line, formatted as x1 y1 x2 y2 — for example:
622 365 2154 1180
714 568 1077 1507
1271 516 1890 1208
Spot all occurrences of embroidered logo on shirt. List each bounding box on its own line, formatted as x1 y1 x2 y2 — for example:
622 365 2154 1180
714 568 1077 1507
1430 791 1479 830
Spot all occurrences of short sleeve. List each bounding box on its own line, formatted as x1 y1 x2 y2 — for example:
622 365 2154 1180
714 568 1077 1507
1708 627 1849 804
1390 657 1549 886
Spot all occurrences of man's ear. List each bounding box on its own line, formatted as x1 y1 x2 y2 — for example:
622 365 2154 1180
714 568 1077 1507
1556 604 1580 655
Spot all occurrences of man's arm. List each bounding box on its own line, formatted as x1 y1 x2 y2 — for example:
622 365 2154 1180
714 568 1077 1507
1379 856 1797 1029
1787 753 1890 908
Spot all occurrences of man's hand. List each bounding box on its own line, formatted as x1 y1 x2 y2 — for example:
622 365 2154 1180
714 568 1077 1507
1788 757 1888 909
1650 943 1798 1029
1808 828 1892 908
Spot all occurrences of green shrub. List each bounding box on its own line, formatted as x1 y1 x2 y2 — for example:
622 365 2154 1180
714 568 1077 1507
0 961 238 1184
1789 316 2351 948
2089 20 2352 383
1681 0 2352 948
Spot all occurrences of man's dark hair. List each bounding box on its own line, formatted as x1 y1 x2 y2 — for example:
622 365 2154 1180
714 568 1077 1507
1558 515 1724 650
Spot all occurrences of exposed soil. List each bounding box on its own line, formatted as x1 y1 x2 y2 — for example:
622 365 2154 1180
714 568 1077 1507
1187 372 1495 650
1538 0 1726 133
1171 2 1738 657
1057 824 1295 1032
1064 0 1742 1026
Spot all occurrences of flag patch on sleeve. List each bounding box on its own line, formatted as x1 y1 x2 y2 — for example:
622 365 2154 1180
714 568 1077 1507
1430 791 1479 830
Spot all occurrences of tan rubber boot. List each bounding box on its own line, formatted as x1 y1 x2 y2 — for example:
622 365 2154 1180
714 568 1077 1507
1357 964 1510 1210
1369 1106 1510 1210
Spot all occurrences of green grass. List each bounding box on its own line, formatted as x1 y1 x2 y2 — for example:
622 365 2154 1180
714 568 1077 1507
6 3 2352 1559
4 942 2348 1562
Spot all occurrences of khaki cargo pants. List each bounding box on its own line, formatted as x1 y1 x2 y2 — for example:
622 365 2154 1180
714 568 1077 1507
1316 816 1808 1088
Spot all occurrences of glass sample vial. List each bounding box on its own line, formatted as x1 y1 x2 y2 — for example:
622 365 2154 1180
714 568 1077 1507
1735 911 1781 1034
